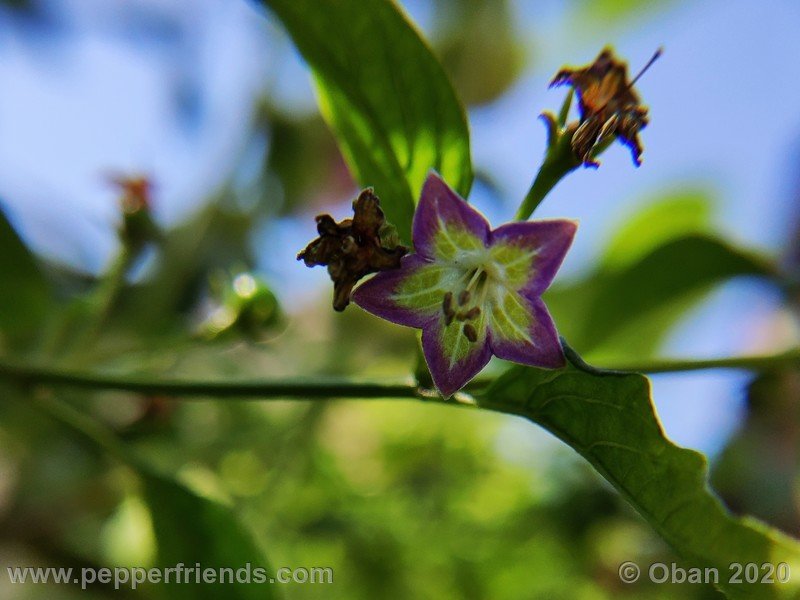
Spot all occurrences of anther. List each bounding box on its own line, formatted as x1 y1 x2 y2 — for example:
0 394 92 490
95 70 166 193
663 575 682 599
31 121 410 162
462 306 481 321
443 292 454 313
443 291 453 310
442 292 455 325
463 323 478 343
458 290 471 306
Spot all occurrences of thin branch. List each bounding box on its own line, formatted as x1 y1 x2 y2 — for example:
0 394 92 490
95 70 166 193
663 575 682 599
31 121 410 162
603 348 800 375
0 360 420 400
1 349 799 402
514 121 580 220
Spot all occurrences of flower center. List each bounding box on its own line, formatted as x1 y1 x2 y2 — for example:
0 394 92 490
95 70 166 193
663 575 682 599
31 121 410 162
441 265 491 343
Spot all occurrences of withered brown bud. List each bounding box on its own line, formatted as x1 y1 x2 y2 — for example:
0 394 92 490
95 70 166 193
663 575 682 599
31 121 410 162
108 174 160 249
297 189 408 311
550 47 659 167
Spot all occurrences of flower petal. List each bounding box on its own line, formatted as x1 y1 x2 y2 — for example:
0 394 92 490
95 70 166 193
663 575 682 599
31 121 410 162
413 172 490 262
352 254 458 327
422 314 492 396
489 219 577 295
488 290 565 369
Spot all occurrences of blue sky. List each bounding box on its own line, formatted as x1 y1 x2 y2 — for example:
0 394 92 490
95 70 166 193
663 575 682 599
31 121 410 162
1 0 798 454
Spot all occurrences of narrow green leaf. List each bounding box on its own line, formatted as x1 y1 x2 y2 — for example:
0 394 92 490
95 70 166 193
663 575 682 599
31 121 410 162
601 190 713 270
33 395 278 600
0 205 51 345
481 351 800 600
546 234 779 359
259 0 473 240
585 235 776 347
143 474 279 600
573 0 682 28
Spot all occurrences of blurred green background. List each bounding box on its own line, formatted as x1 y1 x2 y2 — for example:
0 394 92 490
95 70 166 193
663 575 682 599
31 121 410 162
0 0 799 598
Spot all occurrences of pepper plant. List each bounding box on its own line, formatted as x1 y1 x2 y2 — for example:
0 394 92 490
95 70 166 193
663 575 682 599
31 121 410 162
1 1 800 599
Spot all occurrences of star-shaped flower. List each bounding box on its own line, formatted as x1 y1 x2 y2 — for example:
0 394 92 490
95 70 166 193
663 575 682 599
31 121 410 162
352 173 577 396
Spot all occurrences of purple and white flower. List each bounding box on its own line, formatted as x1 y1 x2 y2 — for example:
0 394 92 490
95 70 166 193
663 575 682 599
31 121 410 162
353 172 577 396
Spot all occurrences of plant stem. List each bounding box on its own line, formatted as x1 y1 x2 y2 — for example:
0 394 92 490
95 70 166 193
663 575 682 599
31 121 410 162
32 392 134 465
41 246 134 361
0 360 420 400
514 123 580 221
603 348 800 374
69 246 133 356
1 348 798 401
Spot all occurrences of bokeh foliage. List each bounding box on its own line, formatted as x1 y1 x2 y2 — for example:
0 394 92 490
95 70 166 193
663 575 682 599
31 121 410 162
0 1 799 599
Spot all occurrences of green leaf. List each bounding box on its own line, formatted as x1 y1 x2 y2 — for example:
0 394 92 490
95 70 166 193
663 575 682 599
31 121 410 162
481 350 800 600
546 192 780 361
546 234 779 360
259 0 473 241
601 189 713 270
0 204 51 346
712 370 800 533
573 0 683 28
143 474 279 600
435 0 524 105
33 395 278 600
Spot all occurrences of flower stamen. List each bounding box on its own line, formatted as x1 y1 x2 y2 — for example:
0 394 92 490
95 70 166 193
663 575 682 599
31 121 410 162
456 306 481 321
463 323 478 343
442 291 456 325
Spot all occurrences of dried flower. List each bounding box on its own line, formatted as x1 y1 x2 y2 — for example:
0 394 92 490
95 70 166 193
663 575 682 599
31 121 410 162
550 47 660 167
298 189 408 311
109 174 160 249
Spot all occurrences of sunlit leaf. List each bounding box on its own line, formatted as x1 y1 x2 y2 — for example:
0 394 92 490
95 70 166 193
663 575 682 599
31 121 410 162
482 350 800 600
259 0 473 241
